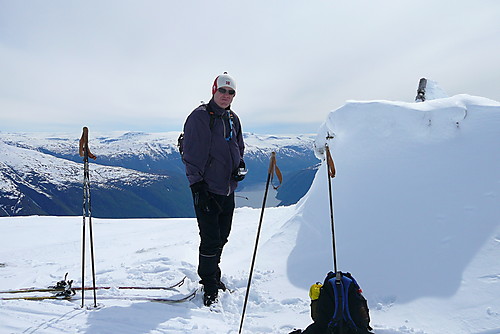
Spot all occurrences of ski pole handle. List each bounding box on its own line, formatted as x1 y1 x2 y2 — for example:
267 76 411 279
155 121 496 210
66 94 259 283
79 127 97 160
325 145 336 178
268 152 283 189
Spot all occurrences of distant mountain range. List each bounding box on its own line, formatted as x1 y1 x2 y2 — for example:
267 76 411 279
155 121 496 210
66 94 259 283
0 132 319 218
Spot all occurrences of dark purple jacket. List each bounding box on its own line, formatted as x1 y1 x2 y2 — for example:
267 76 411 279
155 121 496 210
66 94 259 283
182 99 245 196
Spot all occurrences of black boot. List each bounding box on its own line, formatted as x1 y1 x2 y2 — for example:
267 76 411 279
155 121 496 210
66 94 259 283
203 291 218 306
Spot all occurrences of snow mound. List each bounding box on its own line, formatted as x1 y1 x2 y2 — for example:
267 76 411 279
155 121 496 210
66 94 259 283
285 94 500 333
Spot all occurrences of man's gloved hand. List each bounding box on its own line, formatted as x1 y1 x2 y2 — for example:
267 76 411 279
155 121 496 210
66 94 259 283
190 181 211 213
232 160 247 182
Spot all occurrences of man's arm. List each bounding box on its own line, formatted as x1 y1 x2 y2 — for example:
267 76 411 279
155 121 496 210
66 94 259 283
183 108 212 185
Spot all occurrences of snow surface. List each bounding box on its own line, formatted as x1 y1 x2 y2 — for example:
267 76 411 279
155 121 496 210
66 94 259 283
1 93 499 334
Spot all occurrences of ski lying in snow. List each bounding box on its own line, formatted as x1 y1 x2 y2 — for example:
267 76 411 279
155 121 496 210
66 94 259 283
0 275 187 294
0 288 198 303
0 295 73 301
101 289 198 304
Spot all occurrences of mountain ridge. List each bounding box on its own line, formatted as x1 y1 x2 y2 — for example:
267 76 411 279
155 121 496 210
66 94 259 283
0 132 320 217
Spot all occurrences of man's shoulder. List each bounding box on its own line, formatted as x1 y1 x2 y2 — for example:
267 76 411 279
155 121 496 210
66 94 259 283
185 104 211 128
192 103 209 113
188 104 210 118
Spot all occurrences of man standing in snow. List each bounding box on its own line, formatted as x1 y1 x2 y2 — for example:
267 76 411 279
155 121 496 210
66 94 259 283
182 72 246 306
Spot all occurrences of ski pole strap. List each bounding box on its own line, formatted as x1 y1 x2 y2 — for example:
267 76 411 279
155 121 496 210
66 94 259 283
79 127 97 160
268 152 283 190
325 145 336 178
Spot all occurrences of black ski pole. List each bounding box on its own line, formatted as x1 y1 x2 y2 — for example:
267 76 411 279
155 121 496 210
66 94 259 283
80 128 88 308
79 127 98 308
238 152 282 334
325 144 338 274
326 141 346 331
88 172 97 308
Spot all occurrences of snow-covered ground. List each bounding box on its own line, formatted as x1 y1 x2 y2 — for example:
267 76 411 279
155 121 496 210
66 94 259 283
0 92 499 333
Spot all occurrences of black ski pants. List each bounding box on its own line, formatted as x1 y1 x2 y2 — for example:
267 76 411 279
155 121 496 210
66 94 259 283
193 191 235 295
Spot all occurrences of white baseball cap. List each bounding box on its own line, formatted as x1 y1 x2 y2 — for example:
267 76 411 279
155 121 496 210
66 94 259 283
212 72 236 94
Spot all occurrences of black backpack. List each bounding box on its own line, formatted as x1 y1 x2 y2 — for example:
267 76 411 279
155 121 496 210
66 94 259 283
321 271 373 334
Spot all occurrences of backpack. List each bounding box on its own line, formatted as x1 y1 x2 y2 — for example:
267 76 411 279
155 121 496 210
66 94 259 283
177 103 217 160
323 271 373 334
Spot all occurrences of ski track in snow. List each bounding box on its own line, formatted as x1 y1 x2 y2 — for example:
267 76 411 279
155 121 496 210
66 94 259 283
0 208 310 334
1 211 498 334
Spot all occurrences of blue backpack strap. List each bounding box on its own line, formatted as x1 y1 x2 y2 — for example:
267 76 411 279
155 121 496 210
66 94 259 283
330 274 343 322
328 272 359 331
344 272 360 290
341 275 356 328
328 272 347 329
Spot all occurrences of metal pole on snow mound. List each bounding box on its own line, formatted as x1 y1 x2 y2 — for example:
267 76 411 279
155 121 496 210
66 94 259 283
415 77 427 102
324 141 346 330
79 127 98 308
325 140 346 322
238 152 282 334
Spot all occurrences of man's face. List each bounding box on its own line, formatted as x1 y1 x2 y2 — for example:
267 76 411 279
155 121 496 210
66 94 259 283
213 87 235 109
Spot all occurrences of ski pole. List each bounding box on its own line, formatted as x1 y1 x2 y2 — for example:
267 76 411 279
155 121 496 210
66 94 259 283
238 152 282 334
326 142 346 332
325 144 338 274
79 127 97 308
88 177 97 308
80 128 88 308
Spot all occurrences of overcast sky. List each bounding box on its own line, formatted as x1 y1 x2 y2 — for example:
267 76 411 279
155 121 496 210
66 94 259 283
1 1 499 134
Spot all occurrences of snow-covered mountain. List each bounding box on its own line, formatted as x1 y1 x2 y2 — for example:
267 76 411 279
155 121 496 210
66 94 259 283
0 132 319 217
0 92 498 334
0 131 317 176
0 140 191 217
